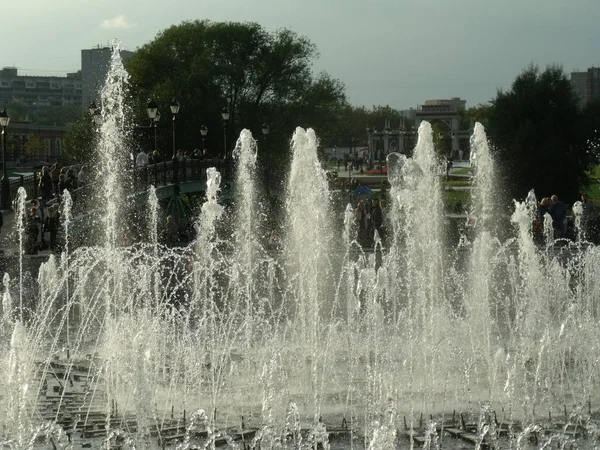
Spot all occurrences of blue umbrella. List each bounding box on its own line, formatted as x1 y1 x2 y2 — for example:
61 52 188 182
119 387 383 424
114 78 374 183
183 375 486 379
353 186 373 196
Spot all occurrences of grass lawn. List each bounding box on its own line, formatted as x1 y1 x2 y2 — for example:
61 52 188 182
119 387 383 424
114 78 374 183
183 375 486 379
452 167 471 175
442 189 471 211
444 179 472 187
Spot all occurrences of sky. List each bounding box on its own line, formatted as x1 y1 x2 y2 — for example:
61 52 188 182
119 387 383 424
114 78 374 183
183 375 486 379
3 0 600 110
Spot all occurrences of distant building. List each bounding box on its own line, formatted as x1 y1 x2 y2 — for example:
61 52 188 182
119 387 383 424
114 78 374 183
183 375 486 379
571 67 600 106
0 67 82 109
81 46 134 109
415 97 468 157
400 108 417 120
4 121 67 163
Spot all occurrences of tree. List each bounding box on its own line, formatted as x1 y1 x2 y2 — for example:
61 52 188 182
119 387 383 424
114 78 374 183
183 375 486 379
126 19 347 181
486 64 591 204
582 100 600 166
460 103 491 129
25 133 44 161
62 114 96 165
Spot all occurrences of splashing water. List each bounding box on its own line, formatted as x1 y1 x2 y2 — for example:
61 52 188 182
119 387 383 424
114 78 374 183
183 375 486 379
2 46 600 450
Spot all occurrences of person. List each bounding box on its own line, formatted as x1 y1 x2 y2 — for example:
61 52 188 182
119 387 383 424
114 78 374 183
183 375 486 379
445 157 453 181
77 166 88 187
46 203 60 251
580 193 596 238
39 166 53 203
67 166 78 189
149 150 161 165
58 173 67 198
26 206 40 254
165 215 179 246
50 162 60 196
371 199 384 238
549 194 567 238
136 150 149 168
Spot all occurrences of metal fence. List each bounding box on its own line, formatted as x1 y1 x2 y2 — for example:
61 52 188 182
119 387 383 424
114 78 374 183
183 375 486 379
6 158 230 208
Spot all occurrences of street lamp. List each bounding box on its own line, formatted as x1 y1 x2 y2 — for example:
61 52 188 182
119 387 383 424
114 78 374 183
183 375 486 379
0 109 11 210
221 107 230 158
170 99 180 158
146 100 159 153
200 124 208 152
153 110 161 153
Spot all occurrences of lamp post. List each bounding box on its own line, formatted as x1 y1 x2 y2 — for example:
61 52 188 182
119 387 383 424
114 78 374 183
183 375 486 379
221 107 230 158
200 125 208 152
153 110 161 153
0 109 11 210
170 99 180 159
146 100 159 153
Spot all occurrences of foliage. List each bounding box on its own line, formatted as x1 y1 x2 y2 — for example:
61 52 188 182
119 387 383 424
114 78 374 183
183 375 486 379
486 64 591 205
62 114 97 165
459 103 490 129
125 19 347 187
5 102 81 126
24 133 44 160
582 100 600 166
320 104 415 150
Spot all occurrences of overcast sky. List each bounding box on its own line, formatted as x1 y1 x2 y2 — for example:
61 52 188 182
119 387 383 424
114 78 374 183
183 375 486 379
3 0 599 109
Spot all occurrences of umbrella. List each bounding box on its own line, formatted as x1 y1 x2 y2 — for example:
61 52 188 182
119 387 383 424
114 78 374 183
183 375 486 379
353 186 373 196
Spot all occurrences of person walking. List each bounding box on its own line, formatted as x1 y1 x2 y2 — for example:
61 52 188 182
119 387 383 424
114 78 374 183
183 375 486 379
39 166 53 204
549 194 567 238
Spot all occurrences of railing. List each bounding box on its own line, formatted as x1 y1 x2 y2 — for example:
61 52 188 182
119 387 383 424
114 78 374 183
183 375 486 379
135 158 230 190
6 158 230 208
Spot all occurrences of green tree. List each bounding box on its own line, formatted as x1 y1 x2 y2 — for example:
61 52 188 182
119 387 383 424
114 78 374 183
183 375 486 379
126 19 347 181
582 100 600 167
460 103 491 129
486 64 591 204
62 114 96 165
25 133 44 161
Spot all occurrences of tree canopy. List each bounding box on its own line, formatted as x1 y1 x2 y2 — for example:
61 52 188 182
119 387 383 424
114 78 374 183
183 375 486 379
486 64 592 204
124 20 347 184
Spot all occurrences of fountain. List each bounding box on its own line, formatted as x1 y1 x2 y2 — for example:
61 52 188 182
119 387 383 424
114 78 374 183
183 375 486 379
2 44 600 449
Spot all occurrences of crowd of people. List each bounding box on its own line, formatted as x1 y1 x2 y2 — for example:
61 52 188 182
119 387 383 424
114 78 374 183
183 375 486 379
536 193 598 241
354 198 388 248
134 148 212 169
24 163 89 254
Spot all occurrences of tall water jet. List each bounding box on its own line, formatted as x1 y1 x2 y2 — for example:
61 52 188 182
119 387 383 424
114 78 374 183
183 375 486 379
285 127 334 344
231 129 261 348
464 122 501 400
15 187 27 322
96 41 130 249
384 121 448 420
285 127 335 426
387 121 446 329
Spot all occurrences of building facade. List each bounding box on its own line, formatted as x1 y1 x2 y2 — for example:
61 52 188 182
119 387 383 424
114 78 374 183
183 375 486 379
415 97 467 156
81 46 134 109
571 67 600 106
3 121 67 164
0 67 82 108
